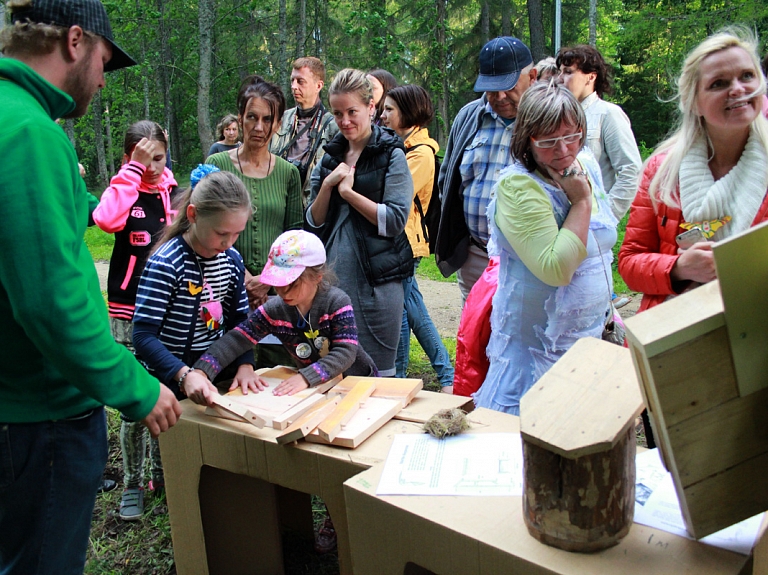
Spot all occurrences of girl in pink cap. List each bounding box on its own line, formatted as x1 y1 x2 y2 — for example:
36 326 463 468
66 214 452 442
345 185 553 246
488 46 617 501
182 229 377 403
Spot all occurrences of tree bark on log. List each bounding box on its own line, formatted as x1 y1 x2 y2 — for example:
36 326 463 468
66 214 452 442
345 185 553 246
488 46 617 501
523 426 636 552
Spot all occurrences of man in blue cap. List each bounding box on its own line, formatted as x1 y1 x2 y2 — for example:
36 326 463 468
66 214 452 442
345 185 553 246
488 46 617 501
0 1 181 572
436 37 537 301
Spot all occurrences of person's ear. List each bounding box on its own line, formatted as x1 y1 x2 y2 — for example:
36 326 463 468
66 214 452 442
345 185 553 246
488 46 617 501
529 68 538 83
122 154 130 165
187 204 198 224
63 26 86 63
587 71 597 85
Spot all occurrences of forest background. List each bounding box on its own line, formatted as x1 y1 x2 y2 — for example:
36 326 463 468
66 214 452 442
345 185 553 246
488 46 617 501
1 0 766 192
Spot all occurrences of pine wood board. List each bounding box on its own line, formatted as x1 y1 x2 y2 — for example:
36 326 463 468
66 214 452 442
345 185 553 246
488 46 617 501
305 397 402 448
713 220 768 397
209 395 266 428
328 376 422 407
317 380 376 442
519 338 644 459
276 396 341 445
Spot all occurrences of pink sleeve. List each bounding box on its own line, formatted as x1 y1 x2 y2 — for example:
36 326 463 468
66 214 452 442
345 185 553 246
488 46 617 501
92 161 145 233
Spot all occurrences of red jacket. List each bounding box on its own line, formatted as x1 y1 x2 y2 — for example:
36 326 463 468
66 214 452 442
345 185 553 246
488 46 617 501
453 257 498 397
619 154 768 312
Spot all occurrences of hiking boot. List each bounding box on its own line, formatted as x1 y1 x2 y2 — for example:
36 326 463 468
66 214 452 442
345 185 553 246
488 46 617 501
119 487 144 521
97 478 117 494
314 517 337 554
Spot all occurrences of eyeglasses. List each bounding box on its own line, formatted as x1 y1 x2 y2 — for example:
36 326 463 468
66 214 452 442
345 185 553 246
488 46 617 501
531 133 582 148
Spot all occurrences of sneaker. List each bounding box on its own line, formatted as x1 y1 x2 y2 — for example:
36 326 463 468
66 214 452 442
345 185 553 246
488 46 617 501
614 297 631 309
119 487 144 521
314 517 337 554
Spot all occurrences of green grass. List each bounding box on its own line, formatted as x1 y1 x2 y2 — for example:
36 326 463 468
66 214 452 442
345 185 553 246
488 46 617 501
612 213 630 295
85 226 115 261
415 254 456 282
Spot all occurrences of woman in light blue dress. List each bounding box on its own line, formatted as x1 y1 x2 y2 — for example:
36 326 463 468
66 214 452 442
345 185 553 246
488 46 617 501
474 83 618 415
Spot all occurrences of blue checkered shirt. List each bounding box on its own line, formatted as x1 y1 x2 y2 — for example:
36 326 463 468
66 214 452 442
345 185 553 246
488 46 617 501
458 102 516 245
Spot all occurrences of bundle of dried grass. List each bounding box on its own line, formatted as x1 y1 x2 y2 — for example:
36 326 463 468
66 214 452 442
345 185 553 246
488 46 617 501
423 408 470 439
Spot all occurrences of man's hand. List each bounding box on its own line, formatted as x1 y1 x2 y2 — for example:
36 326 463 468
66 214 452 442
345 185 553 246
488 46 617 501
142 384 182 437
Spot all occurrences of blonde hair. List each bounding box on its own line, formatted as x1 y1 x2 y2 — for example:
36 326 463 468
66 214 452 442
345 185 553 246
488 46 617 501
650 27 768 208
155 171 252 251
329 68 373 105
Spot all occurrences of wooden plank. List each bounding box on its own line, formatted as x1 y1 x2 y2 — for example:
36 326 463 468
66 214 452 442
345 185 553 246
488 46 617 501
668 385 768 488
210 395 266 428
683 450 768 539
395 391 475 424
271 394 325 430
329 376 422 407
713 220 768 397
648 326 739 427
306 397 401 448
276 396 341 445
520 338 644 459
624 280 725 357
317 379 376 442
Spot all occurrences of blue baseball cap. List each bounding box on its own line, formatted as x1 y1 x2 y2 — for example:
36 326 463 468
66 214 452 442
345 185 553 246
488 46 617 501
474 37 533 92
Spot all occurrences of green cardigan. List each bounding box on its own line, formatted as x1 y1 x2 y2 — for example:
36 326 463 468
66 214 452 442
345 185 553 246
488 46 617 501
206 151 303 275
0 59 160 422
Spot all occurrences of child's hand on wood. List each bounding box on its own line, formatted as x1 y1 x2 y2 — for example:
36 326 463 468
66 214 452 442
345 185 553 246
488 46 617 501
182 370 218 406
273 374 309 396
229 364 269 394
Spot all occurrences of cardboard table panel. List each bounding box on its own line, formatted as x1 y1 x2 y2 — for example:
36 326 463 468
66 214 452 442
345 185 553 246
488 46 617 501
159 392 473 575
343 410 767 575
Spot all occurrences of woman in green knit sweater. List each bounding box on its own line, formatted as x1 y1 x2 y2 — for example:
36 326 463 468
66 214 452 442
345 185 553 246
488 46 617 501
207 75 303 310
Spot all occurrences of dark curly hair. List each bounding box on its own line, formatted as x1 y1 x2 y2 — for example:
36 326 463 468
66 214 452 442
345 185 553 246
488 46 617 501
556 45 612 98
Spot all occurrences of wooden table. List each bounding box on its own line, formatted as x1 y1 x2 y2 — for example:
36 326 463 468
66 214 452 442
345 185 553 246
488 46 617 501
158 391 473 575
343 409 768 575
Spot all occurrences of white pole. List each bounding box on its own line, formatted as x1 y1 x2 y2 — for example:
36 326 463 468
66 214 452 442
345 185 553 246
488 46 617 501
555 0 562 53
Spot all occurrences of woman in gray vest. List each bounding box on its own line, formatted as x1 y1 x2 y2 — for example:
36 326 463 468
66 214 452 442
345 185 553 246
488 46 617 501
305 68 413 376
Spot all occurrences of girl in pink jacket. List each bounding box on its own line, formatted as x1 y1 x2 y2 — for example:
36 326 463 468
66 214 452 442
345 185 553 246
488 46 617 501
92 120 179 521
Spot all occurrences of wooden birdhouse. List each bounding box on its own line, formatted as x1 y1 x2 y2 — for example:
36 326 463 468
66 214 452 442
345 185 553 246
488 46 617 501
624 220 768 539
520 337 644 552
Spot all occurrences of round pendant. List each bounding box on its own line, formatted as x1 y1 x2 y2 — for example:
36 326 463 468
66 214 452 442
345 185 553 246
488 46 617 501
314 336 327 350
296 342 312 359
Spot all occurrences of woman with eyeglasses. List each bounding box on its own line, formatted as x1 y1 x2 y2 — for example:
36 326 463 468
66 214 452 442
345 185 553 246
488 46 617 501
473 83 618 415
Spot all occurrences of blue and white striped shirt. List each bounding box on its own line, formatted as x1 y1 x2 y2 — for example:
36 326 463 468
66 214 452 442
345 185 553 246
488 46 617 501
458 102 516 245
132 235 250 385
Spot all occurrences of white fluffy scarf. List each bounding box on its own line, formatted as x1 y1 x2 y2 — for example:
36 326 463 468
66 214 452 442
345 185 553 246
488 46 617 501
679 126 768 240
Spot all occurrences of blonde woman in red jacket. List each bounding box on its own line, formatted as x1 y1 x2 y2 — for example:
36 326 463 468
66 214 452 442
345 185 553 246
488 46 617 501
619 29 768 313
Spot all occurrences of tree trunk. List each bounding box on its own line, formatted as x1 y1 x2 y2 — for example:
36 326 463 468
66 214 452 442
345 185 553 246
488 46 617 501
105 102 115 176
91 91 109 190
527 0 546 62
278 0 288 93
198 0 215 158
481 0 490 44
63 119 76 148
502 0 512 37
589 0 598 46
157 0 179 166
296 0 306 58
435 0 449 145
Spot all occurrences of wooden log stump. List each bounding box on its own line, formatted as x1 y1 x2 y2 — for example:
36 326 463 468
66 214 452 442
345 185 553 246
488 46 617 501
523 425 636 552
519 338 644 553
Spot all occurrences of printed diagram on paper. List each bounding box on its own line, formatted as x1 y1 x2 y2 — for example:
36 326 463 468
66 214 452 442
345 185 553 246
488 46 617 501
377 433 523 496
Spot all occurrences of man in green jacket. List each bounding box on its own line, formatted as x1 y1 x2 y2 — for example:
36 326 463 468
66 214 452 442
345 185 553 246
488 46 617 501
0 1 181 573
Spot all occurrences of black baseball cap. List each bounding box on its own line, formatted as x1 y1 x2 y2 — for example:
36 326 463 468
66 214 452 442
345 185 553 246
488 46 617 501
474 37 533 92
11 0 137 71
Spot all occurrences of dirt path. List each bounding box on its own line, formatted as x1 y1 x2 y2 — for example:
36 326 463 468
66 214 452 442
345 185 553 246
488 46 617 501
95 261 639 338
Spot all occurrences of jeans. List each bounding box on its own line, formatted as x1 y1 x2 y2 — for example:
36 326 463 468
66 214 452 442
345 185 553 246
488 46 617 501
0 407 107 575
396 260 455 386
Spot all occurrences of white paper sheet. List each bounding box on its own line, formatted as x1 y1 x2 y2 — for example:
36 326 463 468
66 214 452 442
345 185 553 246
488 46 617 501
376 433 524 496
634 448 764 555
